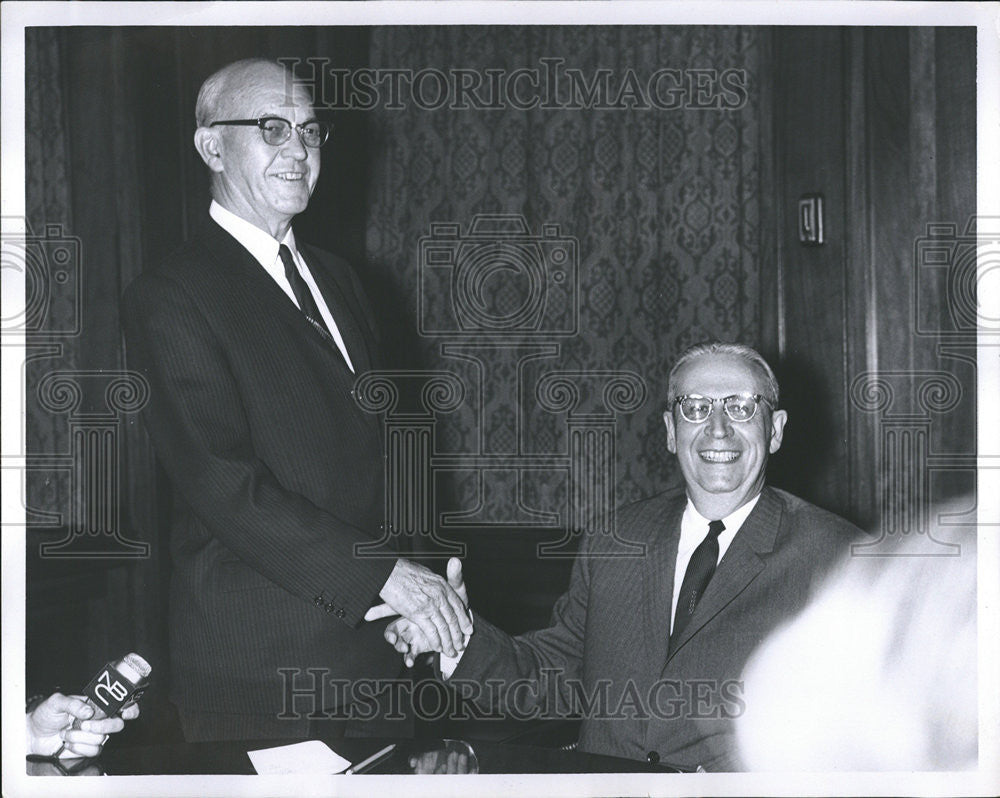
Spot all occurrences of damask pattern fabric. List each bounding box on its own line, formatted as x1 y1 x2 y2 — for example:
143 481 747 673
24 28 75 519
23 26 764 532
364 26 763 525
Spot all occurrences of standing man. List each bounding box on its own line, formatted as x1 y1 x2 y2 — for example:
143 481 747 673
385 342 862 770
123 58 470 741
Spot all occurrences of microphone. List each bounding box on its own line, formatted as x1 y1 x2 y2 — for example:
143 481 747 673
72 652 151 727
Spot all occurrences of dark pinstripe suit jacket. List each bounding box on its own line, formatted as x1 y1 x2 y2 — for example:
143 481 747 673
452 486 861 771
123 220 398 728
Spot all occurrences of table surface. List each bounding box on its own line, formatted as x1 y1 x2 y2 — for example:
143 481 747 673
93 736 673 776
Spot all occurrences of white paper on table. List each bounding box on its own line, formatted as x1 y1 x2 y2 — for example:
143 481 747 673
247 740 352 775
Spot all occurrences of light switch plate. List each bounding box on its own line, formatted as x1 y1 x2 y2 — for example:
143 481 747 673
798 194 824 245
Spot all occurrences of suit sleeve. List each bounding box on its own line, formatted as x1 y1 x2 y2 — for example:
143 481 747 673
448 540 592 718
122 271 394 625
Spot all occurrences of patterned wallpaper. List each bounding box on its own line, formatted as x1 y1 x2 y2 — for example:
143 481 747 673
24 28 76 522
364 26 764 530
23 26 764 535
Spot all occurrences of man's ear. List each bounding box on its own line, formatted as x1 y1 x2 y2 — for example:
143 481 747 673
193 127 225 173
768 409 788 454
663 409 677 454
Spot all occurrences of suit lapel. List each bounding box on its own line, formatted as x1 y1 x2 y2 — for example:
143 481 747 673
197 221 313 331
664 487 783 664
196 222 368 372
641 493 686 678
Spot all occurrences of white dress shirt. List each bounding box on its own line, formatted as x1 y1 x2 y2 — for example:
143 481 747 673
669 493 761 634
441 494 764 677
209 200 355 372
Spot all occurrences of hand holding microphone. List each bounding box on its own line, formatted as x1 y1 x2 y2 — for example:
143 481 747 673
74 652 151 726
27 653 150 759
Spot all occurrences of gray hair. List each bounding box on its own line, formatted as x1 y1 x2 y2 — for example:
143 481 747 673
666 341 780 407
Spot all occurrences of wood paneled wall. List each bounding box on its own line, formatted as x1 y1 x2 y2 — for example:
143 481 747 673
761 27 976 530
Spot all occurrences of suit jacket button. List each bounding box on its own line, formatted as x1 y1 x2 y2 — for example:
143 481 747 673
646 751 660 765
325 602 335 613
335 608 346 618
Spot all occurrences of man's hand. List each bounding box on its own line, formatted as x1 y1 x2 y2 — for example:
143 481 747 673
384 617 433 668
383 558 469 667
365 557 472 657
26 692 140 758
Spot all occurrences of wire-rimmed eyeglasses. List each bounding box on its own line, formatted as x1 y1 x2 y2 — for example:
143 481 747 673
672 393 772 424
208 116 331 148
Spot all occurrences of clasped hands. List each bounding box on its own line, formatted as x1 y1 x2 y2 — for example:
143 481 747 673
365 558 470 667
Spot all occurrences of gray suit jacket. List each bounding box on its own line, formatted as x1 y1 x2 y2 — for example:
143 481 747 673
451 486 861 770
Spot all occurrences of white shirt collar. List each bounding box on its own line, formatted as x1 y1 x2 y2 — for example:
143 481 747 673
207 200 355 373
678 491 763 562
688 492 760 537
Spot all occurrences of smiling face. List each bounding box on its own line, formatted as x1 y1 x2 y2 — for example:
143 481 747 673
663 352 788 519
195 62 319 239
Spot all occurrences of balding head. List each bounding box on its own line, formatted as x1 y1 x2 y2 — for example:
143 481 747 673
667 341 780 407
195 58 299 128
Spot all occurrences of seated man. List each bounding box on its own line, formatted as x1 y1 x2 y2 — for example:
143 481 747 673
378 341 863 771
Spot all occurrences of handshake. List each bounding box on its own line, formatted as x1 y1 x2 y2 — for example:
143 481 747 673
365 558 471 668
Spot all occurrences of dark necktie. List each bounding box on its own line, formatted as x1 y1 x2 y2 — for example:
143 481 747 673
278 244 330 336
670 519 726 650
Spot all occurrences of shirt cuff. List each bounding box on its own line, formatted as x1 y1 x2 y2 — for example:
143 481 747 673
440 610 474 679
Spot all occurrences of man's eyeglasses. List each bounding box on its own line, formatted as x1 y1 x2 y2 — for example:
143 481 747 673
672 393 772 424
208 116 331 148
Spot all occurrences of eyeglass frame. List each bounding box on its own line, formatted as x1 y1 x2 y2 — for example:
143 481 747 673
207 116 331 148
670 393 774 424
